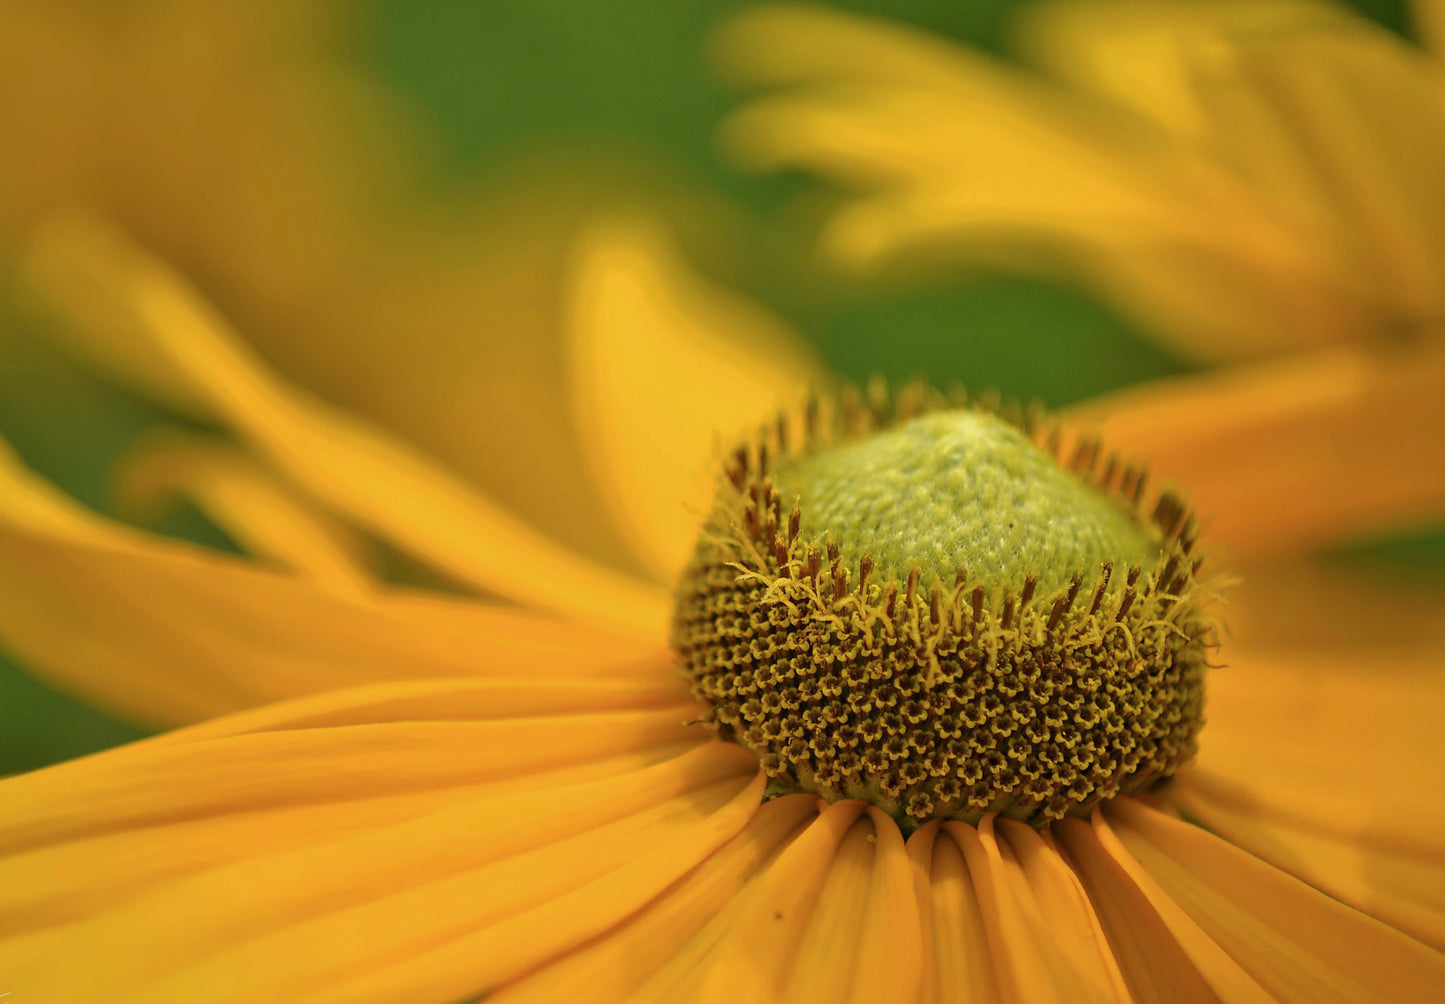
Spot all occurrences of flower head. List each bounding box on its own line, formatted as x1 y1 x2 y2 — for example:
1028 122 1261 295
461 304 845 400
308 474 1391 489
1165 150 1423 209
0 204 1441 1000
1 3 1444 1001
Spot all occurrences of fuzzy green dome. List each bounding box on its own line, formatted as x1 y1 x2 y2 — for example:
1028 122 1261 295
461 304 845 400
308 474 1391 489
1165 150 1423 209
773 410 1156 593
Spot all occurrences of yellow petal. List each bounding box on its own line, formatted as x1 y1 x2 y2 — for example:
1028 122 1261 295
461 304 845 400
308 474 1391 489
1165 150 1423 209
1224 558 1445 659
1109 799 1445 1001
717 5 1353 361
1172 774 1445 952
0 435 658 726
1055 811 1271 1002
301 769 764 1004
22 212 672 638
1 678 702 935
489 794 819 1003
1192 644 1445 860
0 0 662 578
996 819 1132 1000
950 817 1130 1002
566 211 820 582
0 684 760 1002
1072 340 1445 562
766 812 888 1002
1018 1 1352 138
1240 20 1445 330
636 798 864 1001
1417 0 1445 60
114 430 374 595
777 806 920 1004
906 821 997 1004
248 172 685 580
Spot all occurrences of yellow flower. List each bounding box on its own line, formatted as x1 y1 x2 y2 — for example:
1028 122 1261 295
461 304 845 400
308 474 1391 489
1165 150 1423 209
718 0 1445 563
0 3 1442 997
0 206 1441 1001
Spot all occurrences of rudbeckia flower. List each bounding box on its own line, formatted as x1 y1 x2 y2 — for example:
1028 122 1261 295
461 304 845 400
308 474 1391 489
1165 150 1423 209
0 201 1442 1002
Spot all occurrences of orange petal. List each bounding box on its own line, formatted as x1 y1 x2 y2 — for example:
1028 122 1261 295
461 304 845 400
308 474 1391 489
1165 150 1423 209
489 794 819 1003
566 211 820 582
1223 558 1445 659
906 821 997 1003
22 212 672 638
1072 340 1445 562
0 684 760 1001
778 806 921 1004
0 435 659 726
1180 642 1445 949
1197 644 1445 851
1055 811 1270 1002
1109 799 1445 1001
951 817 1132 1002
635 798 864 1001
113 430 374 595
1172 773 1445 952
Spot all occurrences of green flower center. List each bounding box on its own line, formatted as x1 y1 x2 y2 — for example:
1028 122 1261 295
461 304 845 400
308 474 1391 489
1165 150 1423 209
672 388 1214 830
775 410 1156 594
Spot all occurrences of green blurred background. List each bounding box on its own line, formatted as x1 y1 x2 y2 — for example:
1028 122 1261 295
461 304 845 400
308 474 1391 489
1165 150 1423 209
0 0 1431 772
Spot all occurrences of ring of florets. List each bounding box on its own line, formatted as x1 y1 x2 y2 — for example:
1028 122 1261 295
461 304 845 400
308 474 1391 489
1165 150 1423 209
670 381 1217 830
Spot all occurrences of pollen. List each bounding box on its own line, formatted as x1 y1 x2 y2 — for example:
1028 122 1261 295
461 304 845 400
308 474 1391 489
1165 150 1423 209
671 382 1216 830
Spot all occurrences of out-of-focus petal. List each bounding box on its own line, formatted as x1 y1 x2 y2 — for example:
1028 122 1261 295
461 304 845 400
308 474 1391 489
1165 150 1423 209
1224 559 1445 659
1185 644 1445 917
1190 17 1445 331
1018 0 1350 137
114 431 374 595
566 212 821 582
252 173 682 578
0 681 760 1002
1071 340 1445 562
488 795 820 1003
1417 0 1445 60
22 212 672 638
1056 813 1271 1001
717 4 1363 362
1107 800 1445 1001
1173 775 1445 952
1200 648 1445 837
0 435 659 726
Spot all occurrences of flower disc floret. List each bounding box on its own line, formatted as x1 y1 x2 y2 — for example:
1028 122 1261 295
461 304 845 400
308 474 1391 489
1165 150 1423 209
671 384 1216 829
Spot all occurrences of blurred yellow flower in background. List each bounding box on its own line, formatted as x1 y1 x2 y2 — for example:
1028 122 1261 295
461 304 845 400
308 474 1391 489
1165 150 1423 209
720 0 1445 360
0 0 1442 1000
0 0 817 581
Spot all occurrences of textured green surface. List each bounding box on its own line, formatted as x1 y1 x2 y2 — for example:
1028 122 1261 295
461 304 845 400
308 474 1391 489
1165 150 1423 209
775 411 1156 591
